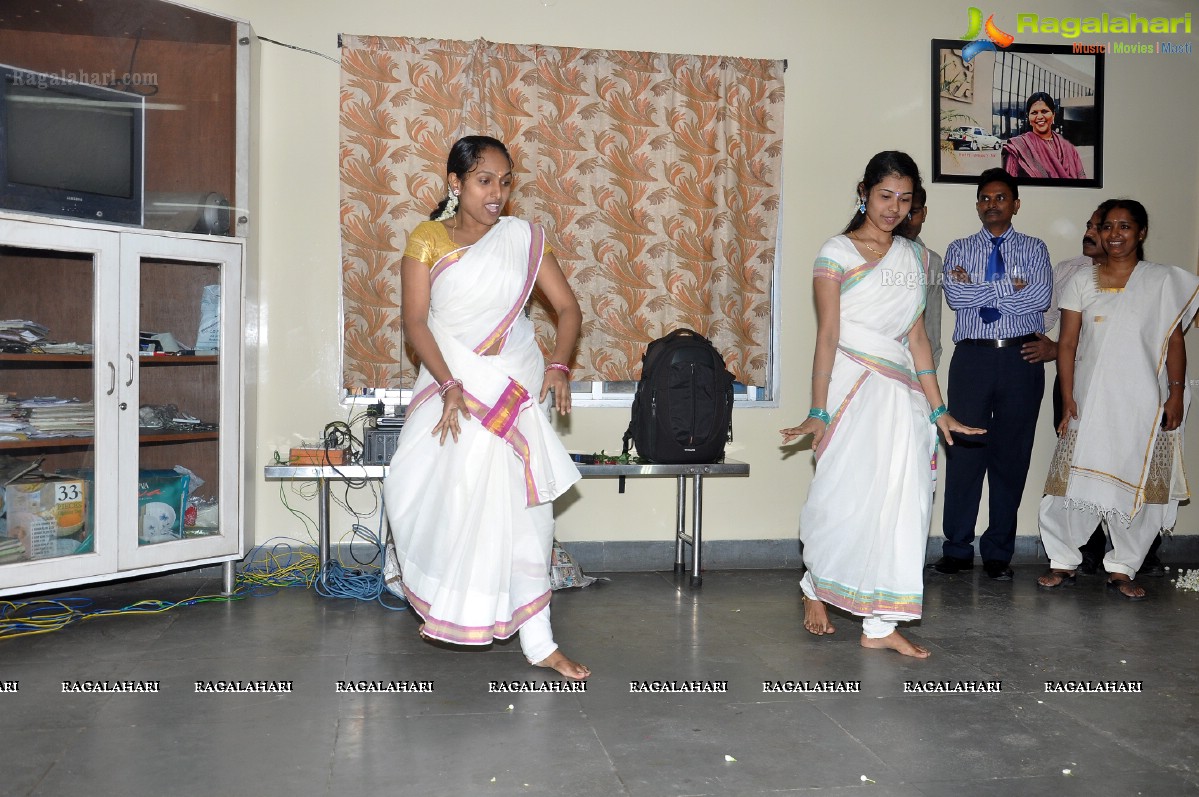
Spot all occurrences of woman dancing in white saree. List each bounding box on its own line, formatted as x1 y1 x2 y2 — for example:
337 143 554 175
383 136 589 679
782 152 981 658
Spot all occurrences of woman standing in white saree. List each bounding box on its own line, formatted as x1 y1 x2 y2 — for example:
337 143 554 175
782 152 981 658
383 136 589 679
1037 199 1199 600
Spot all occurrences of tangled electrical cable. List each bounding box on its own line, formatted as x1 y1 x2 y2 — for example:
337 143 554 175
313 520 408 611
266 422 405 609
0 593 246 640
230 523 407 611
238 537 321 590
0 520 407 640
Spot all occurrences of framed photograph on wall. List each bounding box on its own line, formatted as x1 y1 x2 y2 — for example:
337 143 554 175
932 38 1104 188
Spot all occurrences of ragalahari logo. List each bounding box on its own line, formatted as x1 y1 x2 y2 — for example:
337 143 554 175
961 7 1015 62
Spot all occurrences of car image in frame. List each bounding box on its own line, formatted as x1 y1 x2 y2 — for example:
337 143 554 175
945 125 1001 150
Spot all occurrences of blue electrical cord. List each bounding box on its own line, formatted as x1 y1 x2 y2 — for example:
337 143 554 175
313 503 408 611
0 592 249 639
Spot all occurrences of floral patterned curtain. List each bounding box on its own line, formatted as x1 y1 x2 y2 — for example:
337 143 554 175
340 35 784 389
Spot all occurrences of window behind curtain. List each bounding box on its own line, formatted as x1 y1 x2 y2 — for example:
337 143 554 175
339 35 784 394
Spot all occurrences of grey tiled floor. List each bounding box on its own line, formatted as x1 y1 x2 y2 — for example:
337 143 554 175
3 566 1198 797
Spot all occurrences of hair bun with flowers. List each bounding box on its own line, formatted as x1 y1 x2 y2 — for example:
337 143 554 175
434 189 459 222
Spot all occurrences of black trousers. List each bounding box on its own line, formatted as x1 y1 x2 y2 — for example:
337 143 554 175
942 343 1044 563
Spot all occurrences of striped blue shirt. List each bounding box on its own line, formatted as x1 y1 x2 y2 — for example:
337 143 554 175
943 226 1052 342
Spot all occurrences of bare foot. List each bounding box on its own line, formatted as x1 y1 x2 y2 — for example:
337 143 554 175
534 649 591 680
860 630 931 659
802 596 835 635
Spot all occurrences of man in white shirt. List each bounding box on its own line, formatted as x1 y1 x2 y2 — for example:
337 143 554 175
1019 201 1112 375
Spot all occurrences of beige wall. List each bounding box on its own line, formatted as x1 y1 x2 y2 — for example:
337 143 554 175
187 0 1199 550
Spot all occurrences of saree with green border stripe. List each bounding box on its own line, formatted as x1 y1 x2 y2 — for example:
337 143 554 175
800 235 936 622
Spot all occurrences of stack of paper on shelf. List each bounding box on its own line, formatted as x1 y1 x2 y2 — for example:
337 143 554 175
0 319 49 344
0 395 32 440
18 398 94 437
37 342 94 355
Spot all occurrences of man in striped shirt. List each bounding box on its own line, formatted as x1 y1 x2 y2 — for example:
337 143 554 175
932 168 1052 581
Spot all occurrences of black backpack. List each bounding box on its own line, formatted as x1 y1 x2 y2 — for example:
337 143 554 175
621 329 735 464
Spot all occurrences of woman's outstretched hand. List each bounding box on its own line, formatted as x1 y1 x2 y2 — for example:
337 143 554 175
936 413 985 446
433 387 470 444
781 417 827 448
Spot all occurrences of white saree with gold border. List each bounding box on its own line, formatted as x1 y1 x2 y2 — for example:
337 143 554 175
799 235 936 623
383 217 580 645
1043 261 1199 525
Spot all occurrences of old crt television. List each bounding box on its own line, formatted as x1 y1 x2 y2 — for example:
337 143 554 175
0 64 144 226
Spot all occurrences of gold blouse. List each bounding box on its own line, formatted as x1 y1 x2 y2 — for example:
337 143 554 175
404 219 553 268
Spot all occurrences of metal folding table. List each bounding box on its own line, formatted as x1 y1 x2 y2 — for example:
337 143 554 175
263 458 749 587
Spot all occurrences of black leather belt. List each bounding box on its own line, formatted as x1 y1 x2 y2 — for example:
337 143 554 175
957 334 1037 348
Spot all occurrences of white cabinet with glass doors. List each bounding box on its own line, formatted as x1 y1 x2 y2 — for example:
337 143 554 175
0 213 244 595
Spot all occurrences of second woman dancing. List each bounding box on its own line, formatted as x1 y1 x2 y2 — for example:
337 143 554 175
782 151 982 658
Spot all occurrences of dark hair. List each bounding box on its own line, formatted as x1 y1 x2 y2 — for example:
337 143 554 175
976 167 1018 201
1102 198 1149 261
1092 198 1118 221
1025 91 1056 116
842 150 923 238
912 185 927 207
428 135 514 221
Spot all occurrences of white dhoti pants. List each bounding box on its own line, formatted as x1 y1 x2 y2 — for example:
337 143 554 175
518 606 556 664
1038 495 1167 578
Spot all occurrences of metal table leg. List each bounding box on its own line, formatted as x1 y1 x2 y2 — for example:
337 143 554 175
673 474 687 575
690 474 703 587
317 476 330 586
221 561 235 595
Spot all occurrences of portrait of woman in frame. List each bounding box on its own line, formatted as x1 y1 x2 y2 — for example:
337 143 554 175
932 39 1104 188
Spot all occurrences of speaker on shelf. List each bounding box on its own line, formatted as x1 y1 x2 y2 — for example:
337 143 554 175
143 192 232 235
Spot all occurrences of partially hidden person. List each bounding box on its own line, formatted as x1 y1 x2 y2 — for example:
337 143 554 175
907 185 944 369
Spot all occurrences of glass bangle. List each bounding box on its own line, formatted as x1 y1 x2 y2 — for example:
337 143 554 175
929 404 948 423
808 407 831 424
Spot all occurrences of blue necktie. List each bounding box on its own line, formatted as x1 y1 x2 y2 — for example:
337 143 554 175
980 236 1004 324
